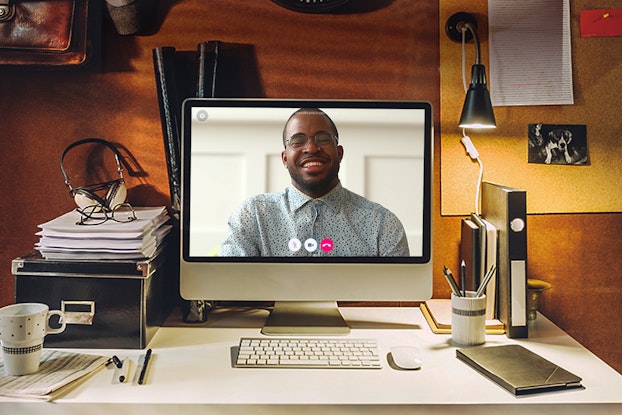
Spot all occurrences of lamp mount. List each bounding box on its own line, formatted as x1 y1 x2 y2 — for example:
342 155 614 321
445 12 478 43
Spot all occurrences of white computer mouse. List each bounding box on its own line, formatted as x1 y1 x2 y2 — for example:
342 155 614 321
389 346 422 370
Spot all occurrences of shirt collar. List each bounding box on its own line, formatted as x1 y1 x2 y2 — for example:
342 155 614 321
287 182 344 213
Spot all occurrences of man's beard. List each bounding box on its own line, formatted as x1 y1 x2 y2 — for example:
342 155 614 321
290 163 340 197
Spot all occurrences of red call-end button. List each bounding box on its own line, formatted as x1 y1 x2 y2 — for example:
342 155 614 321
320 238 334 252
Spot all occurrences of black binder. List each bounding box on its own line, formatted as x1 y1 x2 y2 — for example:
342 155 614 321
152 41 263 322
196 41 219 99
152 41 221 216
481 182 528 338
153 46 182 214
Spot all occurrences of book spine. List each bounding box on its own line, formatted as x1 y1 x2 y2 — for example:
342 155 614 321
152 47 182 215
470 213 487 281
483 221 498 320
460 218 481 292
196 41 220 98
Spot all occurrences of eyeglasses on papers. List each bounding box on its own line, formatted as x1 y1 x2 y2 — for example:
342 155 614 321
75 203 137 226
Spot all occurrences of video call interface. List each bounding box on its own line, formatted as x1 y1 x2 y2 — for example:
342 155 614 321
183 100 431 263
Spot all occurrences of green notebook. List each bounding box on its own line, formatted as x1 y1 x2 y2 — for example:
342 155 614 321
457 345 583 395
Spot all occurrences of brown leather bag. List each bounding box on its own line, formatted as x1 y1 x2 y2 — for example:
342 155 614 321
0 0 88 67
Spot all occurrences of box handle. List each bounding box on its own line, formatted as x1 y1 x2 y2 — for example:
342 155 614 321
61 301 95 325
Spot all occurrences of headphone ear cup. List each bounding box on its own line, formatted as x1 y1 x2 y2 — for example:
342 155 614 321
104 180 127 209
73 188 104 210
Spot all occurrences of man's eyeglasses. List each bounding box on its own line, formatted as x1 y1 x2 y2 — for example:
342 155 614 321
75 203 137 226
287 132 338 150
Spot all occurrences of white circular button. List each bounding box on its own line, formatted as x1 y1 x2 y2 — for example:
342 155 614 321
304 238 318 252
288 238 302 252
510 218 525 232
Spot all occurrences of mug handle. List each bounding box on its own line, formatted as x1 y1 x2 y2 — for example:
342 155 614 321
46 310 67 335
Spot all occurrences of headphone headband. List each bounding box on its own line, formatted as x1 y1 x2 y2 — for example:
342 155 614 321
60 138 127 211
60 138 124 191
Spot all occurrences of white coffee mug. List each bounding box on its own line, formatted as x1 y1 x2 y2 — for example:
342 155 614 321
0 303 66 375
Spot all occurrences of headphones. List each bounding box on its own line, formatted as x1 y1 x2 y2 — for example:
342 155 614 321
60 138 127 211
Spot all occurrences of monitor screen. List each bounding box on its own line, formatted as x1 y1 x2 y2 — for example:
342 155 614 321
180 99 433 334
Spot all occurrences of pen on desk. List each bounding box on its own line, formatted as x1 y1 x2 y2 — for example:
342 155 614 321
460 260 466 297
443 266 462 297
475 264 496 298
138 348 152 385
111 355 123 369
107 355 122 369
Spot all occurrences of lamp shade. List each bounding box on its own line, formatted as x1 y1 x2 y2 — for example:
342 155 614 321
459 64 496 129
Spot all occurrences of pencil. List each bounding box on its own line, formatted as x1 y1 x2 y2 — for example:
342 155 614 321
460 260 466 297
475 264 496 298
443 266 462 297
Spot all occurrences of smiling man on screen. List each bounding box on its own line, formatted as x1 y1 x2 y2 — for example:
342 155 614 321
219 108 409 257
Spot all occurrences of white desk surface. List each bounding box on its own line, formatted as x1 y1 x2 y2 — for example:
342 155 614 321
1 307 621 415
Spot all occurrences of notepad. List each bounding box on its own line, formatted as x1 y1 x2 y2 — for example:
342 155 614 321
420 299 504 335
457 345 583 395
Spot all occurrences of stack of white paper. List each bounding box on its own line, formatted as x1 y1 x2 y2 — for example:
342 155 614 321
35 206 172 260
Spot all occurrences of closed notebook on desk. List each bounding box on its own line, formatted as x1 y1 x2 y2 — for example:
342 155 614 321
457 345 583 395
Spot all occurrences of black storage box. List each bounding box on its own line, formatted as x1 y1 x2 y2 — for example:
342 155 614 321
12 248 177 349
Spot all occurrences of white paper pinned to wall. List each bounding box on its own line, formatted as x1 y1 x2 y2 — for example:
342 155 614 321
488 0 573 106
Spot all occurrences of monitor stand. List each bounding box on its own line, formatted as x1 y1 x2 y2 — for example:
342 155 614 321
261 301 351 335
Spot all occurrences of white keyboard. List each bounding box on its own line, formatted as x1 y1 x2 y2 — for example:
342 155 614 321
234 337 382 369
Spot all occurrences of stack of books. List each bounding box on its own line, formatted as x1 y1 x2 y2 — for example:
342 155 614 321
460 212 498 320
35 206 172 260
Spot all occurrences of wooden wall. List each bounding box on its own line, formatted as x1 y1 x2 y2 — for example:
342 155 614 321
0 0 619 373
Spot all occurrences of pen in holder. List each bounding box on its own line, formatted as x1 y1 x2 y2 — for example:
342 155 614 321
451 291 487 346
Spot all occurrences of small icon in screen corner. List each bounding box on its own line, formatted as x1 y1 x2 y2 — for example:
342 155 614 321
196 110 209 122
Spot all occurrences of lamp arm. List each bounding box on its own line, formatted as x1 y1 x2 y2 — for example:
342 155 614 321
462 22 482 65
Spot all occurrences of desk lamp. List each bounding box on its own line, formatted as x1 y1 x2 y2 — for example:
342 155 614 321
446 12 497 213
446 12 496 129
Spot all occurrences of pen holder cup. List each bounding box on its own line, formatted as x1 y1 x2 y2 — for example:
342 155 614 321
451 292 486 346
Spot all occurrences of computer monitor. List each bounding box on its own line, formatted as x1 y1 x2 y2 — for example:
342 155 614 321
180 99 433 335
